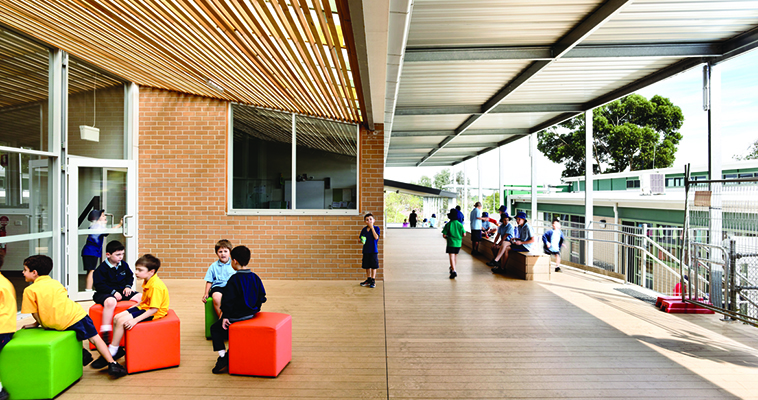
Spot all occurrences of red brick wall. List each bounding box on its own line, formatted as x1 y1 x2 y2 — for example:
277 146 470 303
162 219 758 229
138 87 384 280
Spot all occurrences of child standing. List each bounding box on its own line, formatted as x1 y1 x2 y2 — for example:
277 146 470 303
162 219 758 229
442 208 466 279
542 219 566 272
20 255 127 377
92 240 141 344
211 245 266 374
81 209 122 291
91 254 168 369
202 239 235 317
0 254 16 399
359 213 380 288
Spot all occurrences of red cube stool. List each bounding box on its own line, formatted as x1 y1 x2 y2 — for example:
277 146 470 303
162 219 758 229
124 309 181 374
88 300 137 349
229 312 292 377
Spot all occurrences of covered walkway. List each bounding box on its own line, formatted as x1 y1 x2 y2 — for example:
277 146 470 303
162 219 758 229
44 228 758 399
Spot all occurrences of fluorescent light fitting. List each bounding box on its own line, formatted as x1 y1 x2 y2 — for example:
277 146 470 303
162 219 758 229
206 79 225 93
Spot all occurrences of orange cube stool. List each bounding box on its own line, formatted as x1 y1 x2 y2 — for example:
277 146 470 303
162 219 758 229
124 309 180 374
229 312 292 377
88 300 137 349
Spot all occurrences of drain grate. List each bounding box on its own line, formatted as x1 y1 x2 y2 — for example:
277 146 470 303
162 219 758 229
614 287 658 305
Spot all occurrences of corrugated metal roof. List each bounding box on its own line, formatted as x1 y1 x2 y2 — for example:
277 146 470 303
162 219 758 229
387 0 758 168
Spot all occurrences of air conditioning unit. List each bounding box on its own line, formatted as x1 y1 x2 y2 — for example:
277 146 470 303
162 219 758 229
79 125 100 142
650 173 665 194
640 173 651 195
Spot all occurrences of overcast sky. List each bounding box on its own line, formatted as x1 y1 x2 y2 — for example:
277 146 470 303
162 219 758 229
385 49 758 192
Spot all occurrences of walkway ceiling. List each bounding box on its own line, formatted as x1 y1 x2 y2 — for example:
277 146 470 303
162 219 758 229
0 0 363 123
386 0 758 168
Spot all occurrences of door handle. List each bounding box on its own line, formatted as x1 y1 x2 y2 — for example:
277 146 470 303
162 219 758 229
123 215 134 238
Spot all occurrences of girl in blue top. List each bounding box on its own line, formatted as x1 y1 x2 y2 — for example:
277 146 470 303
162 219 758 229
82 210 121 290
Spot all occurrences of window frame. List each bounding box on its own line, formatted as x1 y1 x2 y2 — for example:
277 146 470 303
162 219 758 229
226 103 362 216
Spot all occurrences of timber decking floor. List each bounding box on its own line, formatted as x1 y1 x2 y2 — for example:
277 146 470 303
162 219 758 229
16 228 758 399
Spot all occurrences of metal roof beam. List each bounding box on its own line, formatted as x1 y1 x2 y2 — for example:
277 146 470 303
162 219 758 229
392 128 529 137
405 43 721 62
715 26 758 64
390 143 494 150
417 0 631 167
395 103 584 116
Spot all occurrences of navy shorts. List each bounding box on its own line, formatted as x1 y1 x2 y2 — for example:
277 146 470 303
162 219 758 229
471 230 482 242
66 315 99 341
93 290 139 305
544 249 560 256
510 244 530 253
126 307 153 322
82 256 99 271
209 285 225 296
446 246 461 254
0 332 13 351
362 253 379 269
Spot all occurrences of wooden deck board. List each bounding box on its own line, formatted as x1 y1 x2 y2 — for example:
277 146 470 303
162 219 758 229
11 227 758 399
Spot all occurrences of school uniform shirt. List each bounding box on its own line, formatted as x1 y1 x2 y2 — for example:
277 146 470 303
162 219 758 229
470 208 482 230
220 269 267 320
542 229 566 252
442 219 465 248
81 222 108 257
515 222 535 251
137 274 170 319
498 223 514 242
204 259 235 288
0 273 16 334
360 226 381 254
93 259 134 295
456 209 465 223
21 276 86 330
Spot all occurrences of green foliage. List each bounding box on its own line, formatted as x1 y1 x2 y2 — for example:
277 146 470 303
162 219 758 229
734 139 758 161
538 94 684 178
384 191 423 223
415 175 432 187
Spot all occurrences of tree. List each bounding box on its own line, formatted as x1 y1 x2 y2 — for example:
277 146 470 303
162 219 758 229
415 175 432 187
734 139 758 161
538 94 684 178
433 169 451 190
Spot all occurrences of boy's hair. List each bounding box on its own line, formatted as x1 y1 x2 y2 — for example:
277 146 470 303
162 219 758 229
552 218 561 224
455 205 461 211
364 213 374 220
24 255 53 275
231 246 251 267
474 202 482 207
135 254 161 272
215 239 233 253
500 214 510 223
105 240 125 255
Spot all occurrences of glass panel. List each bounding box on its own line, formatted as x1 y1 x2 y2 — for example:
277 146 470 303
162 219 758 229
76 166 127 291
0 153 52 227
67 59 125 159
3 237 52 309
294 115 357 210
232 104 292 209
0 30 49 151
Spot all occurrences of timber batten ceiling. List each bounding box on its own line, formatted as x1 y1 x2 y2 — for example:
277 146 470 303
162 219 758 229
0 0 361 123
387 0 758 167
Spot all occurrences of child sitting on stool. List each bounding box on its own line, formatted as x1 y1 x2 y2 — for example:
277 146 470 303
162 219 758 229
211 246 267 374
92 240 141 344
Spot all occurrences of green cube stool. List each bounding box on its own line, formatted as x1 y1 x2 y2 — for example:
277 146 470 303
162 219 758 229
205 299 219 339
0 328 82 399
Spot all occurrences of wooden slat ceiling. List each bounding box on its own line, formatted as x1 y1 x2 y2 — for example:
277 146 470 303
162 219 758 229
0 0 360 123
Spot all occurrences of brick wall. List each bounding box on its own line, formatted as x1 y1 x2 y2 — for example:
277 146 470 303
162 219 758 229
138 87 384 280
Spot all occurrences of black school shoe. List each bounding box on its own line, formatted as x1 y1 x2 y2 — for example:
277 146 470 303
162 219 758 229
82 348 93 366
91 356 110 369
108 362 128 377
555 267 562 272
449 268 457 279
0 387 9 400
486 259 499 267
369 278 376 288
212 353 229 374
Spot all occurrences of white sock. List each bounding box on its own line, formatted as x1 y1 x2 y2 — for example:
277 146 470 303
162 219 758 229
109 344 119 356
218 350 226 357
100 325 112 332
0 381 3 390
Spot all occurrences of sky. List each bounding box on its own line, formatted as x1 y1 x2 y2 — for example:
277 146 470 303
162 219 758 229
385 49 758 193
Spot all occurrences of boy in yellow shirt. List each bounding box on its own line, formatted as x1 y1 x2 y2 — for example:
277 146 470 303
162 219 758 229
20 255 127 377
91 254 169 368
0 254 17 400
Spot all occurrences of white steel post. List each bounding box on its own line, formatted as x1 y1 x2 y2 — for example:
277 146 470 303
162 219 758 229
585 109 594 267
477 155 483 205
530 132 538 223
499 145 505 210
464 161 469 215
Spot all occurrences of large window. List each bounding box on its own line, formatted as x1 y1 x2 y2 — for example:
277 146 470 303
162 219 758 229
230 104 358 213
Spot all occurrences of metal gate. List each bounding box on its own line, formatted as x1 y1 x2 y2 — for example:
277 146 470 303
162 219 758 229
683 166 758 326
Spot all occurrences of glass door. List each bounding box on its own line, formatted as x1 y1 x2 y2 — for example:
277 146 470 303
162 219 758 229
67 157 136 300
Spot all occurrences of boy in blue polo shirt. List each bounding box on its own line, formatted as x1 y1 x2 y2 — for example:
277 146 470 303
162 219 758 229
359 213 380 288
202 239 235 317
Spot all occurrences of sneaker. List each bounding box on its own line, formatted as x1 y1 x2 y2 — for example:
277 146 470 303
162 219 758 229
449 269 457 279
492 267 503 274
555 267 561 272
369 280 376 288
113 346 126 361
82 348 93 366
91 356 110 369
212 353 229 374
486 260 499 267
108 362 128 377
360 279 370 287
0 387 8 400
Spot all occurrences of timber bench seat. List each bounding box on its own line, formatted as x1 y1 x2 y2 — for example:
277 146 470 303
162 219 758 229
504 251 550 281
